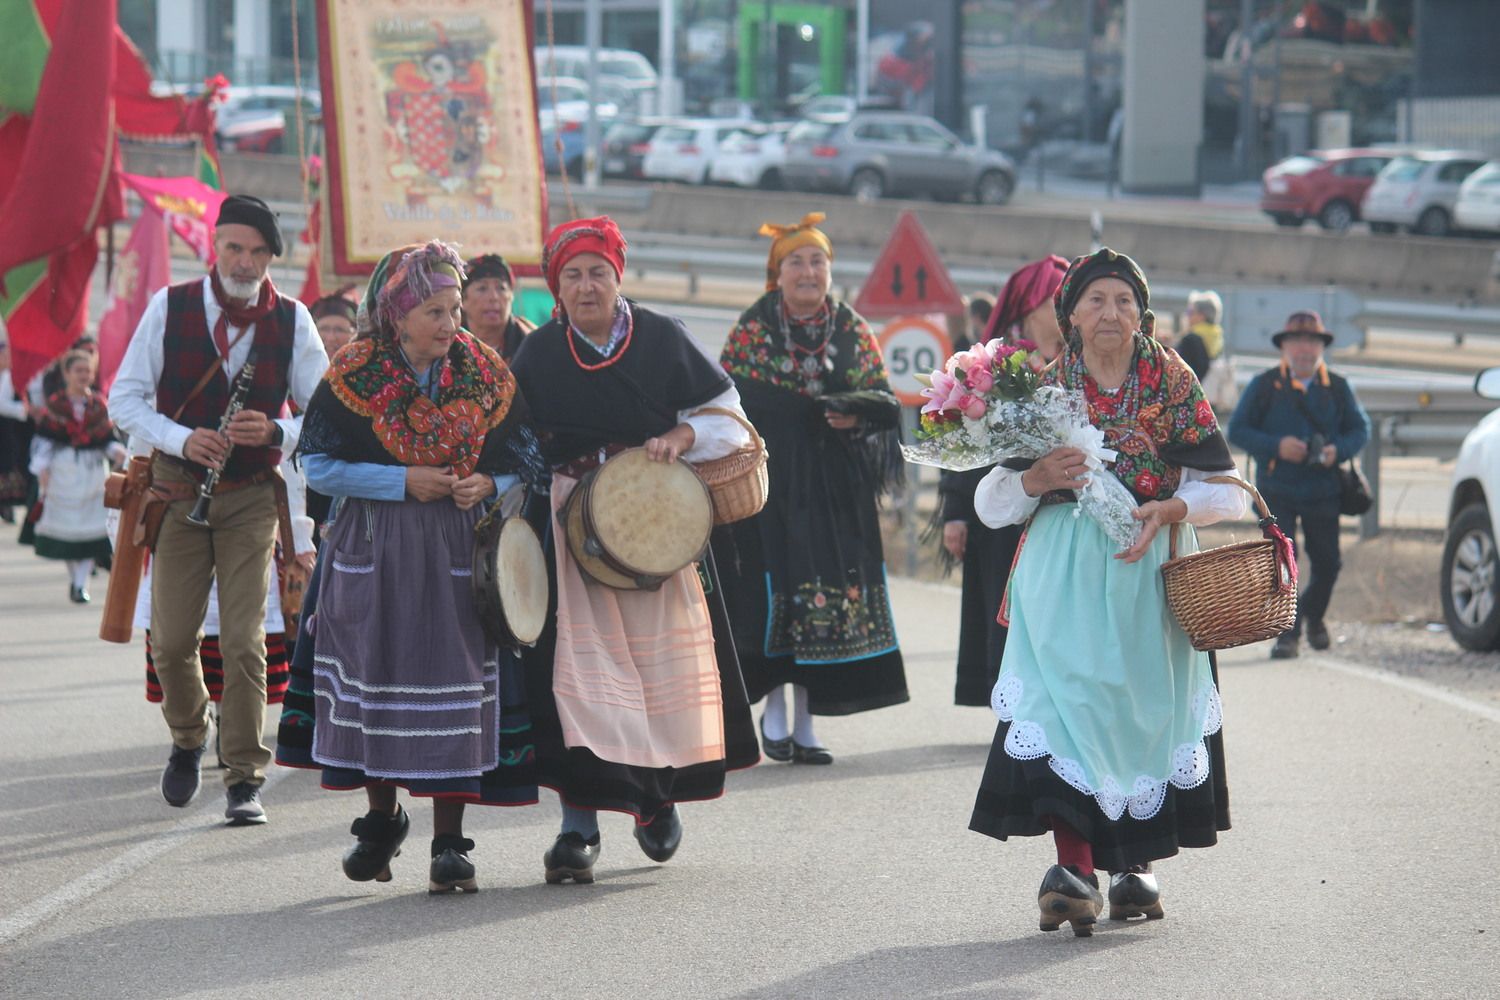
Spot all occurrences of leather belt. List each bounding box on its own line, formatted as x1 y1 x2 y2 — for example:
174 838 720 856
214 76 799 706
554 443 629 480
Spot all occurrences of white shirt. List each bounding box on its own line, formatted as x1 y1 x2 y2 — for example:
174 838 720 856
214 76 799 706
110 276 329 458
0 370 26 421
678 383 752 462
974 462 1249 530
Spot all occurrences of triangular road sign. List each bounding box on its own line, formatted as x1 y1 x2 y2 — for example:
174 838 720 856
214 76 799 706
852 210 966 318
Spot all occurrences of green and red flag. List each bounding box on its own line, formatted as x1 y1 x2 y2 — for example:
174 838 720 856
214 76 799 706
0 1 223 389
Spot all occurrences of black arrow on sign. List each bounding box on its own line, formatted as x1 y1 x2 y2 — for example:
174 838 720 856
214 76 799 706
915 266 928 301
890 263 904 298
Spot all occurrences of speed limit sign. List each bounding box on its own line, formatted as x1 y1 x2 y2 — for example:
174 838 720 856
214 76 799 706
876 315 953 407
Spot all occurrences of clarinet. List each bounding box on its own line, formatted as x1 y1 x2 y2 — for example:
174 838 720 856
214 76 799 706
186 357 257 527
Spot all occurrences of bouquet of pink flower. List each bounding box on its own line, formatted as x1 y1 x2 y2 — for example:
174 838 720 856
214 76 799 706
902 339 1142 548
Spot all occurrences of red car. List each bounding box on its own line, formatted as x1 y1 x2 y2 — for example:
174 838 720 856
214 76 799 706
1260 148 1402 231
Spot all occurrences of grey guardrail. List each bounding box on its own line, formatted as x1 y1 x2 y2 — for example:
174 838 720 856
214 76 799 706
624 233 1500 346
636 185 1500 304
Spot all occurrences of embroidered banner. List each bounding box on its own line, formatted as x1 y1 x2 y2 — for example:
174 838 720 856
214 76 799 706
316 0 546 275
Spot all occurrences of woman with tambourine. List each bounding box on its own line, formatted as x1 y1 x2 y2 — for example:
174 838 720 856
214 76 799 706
276 241 548 895
713 213 909 766
509 216 759 886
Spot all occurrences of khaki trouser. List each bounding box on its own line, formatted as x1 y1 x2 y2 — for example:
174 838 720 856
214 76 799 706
150 458 277 788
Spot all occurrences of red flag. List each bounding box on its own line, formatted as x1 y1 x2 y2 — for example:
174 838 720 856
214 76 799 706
300 198 323 302
0 0 121 281
96 209 170 396
3 236 97 391
121 174 226 264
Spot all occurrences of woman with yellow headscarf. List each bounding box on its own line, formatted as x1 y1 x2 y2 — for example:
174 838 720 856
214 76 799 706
714 213 909 766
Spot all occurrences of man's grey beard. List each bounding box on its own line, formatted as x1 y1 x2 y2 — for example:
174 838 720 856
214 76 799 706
217 268 263 301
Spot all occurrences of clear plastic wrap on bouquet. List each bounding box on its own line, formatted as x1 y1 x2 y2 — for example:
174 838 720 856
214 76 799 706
902 385 1142 549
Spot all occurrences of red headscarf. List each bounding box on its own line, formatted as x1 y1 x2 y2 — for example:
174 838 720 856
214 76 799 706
980 254 1069 344
542 216 628 300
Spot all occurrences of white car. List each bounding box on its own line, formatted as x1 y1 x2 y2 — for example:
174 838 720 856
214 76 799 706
708 125 788 189
1361 151 1487 237
534 45 657 112
536 76 618 132
641 119 756 184
1441 367 1500 649
1454 160 1500 235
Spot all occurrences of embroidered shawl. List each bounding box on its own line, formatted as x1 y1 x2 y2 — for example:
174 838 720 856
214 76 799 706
33 390 114 450
319 330 516 478
1048 334 1234 503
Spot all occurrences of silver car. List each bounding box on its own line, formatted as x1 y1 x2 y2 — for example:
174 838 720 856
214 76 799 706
1361 150 1487 237
782 111 1016 205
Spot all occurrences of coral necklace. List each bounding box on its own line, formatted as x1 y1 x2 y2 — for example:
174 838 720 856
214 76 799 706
566 305 634 372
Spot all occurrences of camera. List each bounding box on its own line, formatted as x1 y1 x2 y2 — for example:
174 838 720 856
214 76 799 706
1305 433 1328 464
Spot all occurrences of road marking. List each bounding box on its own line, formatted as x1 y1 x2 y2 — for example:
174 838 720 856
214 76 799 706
0 765 290 948
1314 654 1500 725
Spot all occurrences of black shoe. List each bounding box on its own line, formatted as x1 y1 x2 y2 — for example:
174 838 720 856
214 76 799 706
160 743 205 807
1270 633 1299 660
224 781 267 825
759 715 793 762
1038 864 1103 937
1306 620 1331 651
69 585 90 604
1108 865 1164 921
634 805 683 863
544 831 600 884
429 834 478 894
342 806 409 882
791 739 833 765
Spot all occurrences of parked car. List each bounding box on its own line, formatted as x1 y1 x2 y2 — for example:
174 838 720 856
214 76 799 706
534 45 657 112
536 76 619 134
210 85 322 154
601 117 668 178
709 124 789 190
1454 160 1500 235
1259 147 1401 231
781 111 1016 205
1361 151 1487 237
641 118 755 185
1441 367 1500 650
540 120 586 178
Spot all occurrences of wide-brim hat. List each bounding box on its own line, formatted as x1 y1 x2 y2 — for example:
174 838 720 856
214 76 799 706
1271 309 1333 347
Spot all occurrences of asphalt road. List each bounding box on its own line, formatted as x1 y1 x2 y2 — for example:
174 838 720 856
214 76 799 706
2 531 1498 999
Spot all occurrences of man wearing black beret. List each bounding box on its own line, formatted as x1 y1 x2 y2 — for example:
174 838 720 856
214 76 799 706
112 193 329 826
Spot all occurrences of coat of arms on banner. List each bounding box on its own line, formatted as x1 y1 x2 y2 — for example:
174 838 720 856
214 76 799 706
380 20 503 202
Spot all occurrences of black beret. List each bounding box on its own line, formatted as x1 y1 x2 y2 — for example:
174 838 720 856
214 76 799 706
216 194 284 257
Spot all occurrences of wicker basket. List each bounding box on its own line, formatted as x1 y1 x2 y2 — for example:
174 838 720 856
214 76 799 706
690 406 769 525
1161 476 1299 651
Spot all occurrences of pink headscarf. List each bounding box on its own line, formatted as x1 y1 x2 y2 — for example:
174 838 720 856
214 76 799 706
980 255 1069 344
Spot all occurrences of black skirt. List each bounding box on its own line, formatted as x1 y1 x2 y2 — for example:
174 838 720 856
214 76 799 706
953 522 1021 707
969 655 1232 871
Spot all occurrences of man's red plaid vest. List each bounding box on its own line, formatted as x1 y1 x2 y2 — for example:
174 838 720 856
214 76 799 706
155 278 297 480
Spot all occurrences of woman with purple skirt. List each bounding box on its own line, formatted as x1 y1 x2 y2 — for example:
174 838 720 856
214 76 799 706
284 241 548 894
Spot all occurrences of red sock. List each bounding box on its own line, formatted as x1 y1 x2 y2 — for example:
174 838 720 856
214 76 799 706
1050 818 1094 874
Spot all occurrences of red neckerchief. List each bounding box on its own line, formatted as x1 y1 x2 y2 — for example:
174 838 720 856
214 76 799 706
208 270 279 358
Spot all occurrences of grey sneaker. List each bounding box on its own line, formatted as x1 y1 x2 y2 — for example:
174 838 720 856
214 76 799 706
160 743 206 807
225 781 268 826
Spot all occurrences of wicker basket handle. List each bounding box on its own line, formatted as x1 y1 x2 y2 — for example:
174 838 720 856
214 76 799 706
1167 475 1272 560
688 405 763 453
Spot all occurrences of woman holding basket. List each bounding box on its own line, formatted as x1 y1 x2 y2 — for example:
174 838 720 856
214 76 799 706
510 216 759 885
968 249 1247 936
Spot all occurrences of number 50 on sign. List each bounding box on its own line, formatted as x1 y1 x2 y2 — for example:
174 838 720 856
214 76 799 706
877 315 953 407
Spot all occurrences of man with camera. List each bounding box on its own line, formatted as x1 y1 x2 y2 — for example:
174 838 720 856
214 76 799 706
1228 310 1370 659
